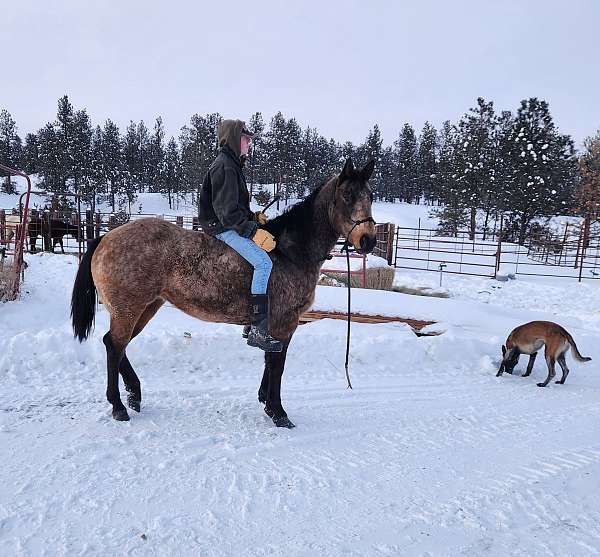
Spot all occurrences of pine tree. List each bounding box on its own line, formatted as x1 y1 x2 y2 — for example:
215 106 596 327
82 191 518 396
86 125 104 211
433 121 467 236
248 112 265 196
71 109 93 195
417 122 438 205
506 98 577 244
122 121 141 197
283 117 304 199
55 95 75 192
264 112 288 206
22 133 39 174
146 117 165 192
137 121 150 192
179 112 221 209
378 146 397 202
395 124 418 203
362 124 383 199
162 137 182 209
100 119 124 212
452 98 497 239
0 109 22 193
37 122 63 193
576 131 600 220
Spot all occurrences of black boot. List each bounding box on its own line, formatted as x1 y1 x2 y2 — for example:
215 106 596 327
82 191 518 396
247 294 283 353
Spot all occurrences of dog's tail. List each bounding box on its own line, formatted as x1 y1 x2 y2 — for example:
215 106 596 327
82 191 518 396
71 237 102 342
566 332 592 363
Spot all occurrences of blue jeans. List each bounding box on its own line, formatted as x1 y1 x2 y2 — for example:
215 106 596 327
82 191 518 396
216 229 273 294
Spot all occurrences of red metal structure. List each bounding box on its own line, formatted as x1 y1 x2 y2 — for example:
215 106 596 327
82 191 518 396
0 164 32 300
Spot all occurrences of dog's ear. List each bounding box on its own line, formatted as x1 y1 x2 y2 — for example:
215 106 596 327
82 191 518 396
502 345 506 357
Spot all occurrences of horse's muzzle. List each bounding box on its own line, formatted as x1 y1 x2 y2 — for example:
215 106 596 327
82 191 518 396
357 234 377 255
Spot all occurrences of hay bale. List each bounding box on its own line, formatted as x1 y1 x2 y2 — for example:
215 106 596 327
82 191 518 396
324 265 395 290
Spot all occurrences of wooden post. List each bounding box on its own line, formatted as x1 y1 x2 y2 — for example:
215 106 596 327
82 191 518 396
86 210 94 243
558 223 569 266
362 255 367 288
43 211 51 252
176 215 183 228
0 209 5 246
495 214 504 277
386 223 395 266
95 212 102 238
575 219 585 269
579 217 590 283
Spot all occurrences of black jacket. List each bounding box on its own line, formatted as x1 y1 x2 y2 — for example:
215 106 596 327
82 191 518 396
198 145 258 238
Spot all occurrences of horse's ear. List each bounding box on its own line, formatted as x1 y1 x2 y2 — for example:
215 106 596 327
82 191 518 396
361 159 375 181
340 158 355 180
502 345 506 356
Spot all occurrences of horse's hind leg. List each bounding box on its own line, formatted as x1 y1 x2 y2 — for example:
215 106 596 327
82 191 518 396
103 331 130 421
103 310 141 421
119 298 165 413
120 354 141 412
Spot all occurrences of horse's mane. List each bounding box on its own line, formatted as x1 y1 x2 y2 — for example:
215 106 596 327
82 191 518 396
263 179 331 238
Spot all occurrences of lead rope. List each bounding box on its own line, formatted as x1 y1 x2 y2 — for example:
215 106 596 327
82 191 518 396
340 217 375 390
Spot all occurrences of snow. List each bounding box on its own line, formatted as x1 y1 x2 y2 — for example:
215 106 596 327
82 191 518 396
2 241 600 555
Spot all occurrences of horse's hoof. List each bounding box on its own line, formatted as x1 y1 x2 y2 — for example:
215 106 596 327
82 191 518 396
273 415 295 428
128 396 141 412
113 408 130 421
536 383 547 388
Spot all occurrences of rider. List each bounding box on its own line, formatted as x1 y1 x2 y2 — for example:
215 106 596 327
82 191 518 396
198 119 282 353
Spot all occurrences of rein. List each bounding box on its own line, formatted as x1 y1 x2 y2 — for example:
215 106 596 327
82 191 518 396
340 216 376 390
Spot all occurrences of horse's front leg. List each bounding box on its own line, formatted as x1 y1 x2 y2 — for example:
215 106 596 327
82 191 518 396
262 341 295 428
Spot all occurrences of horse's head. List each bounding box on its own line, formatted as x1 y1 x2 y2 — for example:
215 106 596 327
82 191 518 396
330 158 377 254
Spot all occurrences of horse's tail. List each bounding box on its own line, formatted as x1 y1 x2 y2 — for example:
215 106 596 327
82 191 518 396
71 237 102 342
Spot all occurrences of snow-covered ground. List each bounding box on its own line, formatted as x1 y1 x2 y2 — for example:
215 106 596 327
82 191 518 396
1 246 600 556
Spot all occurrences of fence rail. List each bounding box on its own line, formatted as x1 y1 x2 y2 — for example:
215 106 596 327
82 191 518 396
3 188 598 284
393 218 600 282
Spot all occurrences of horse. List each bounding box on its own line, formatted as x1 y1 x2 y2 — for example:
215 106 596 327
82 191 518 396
28 216 83 253
3 213 21 243
71 158 377 428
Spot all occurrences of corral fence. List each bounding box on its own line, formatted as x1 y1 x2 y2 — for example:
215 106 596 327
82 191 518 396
0 192 395 290
0 165 32 300
392 217 600 282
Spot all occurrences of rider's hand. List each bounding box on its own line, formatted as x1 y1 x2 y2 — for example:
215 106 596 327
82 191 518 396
254 211 267 225
252 229 276 252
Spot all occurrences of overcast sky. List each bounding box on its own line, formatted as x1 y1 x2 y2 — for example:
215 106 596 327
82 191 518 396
2 0 599 148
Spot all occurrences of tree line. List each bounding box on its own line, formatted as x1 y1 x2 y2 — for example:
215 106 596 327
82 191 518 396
1 95 598 243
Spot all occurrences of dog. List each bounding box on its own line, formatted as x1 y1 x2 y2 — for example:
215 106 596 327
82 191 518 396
497 320 591 387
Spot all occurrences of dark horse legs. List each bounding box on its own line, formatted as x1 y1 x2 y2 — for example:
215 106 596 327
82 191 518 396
259 341 295 428
120 354 142 412
113 298 165 416
103 333 130 421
